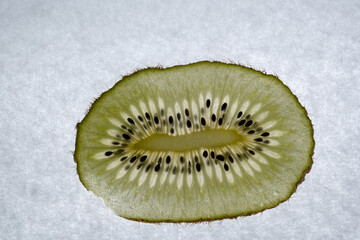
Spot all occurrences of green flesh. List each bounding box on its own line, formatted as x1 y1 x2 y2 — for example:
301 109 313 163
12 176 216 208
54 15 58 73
75 61 314 222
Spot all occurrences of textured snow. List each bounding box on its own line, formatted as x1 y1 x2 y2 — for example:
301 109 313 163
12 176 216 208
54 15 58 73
1 0 359 239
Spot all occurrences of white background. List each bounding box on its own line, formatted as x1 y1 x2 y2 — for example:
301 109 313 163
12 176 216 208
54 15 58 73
1 0 359 239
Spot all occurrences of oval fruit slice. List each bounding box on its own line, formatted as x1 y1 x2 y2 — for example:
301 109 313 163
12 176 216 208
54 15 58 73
75 61 314 222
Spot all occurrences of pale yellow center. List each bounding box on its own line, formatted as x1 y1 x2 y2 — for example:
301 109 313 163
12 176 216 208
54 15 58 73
133 129 245 152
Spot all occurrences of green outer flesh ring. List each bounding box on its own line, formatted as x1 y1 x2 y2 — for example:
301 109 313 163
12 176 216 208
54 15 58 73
74 61 314 223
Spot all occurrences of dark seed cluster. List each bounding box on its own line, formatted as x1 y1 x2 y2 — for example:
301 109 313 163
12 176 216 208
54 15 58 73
102 97 272 177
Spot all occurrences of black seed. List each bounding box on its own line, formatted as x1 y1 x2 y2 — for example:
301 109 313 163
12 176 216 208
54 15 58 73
122 134 130 140
186 120 192 128
211 114 216 122
228 155 234 163
177 113 181 121
248 150 255 155
127 118 135 125
195 156 199 163
162 120 166 125
237 111 243 118
264 140 270 144
145 112 150 120
206 99 211 108
172 166 177 174
160 109 165 116
140 155 147 162
221 103 227 111
245 120 253 127
238 119 246 126
188 167 191 174
246 114 251 119
261 132 270 137
255 138 263 142
130 156 137 163
201 117 206 126
224 163 229 171
120 156 127 161
218 118 223 126
148 121 152 126
216 155 225 161
169 116 173 124
145 165 151 172
125 165 130 170
256 127 263 132
155 164 160 172
112 142 119 145
243 154 249 160
211 151 215 159
170 128 174 134
255 147 263 151
185 108 189 117
180 156 184 164
166 166 170 172
181 167 184 173
142 124 148 130
166 156 171 164
236 154 242 159
138 116 143 122
137 164 142 170
154 116 159 124
121 125 127 130
158 158 162 164
188 161 191 167
105 151 113 156
128 129 134 135
117 149 124 154
248 130 255 134
196 163 201 172
203 150 208 158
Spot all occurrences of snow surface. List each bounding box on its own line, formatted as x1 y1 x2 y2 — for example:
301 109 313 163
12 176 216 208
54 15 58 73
1 0 359 239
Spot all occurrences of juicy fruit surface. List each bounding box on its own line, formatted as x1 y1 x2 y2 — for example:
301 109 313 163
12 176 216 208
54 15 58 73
75 61 314 222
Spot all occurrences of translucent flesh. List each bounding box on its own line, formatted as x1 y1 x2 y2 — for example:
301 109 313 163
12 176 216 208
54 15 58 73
75 61 314 222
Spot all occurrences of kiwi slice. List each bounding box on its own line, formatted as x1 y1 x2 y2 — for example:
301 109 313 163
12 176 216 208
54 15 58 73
75 61 314 223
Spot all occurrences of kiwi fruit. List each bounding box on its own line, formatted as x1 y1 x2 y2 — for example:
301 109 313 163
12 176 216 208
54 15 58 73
75 61 314 223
